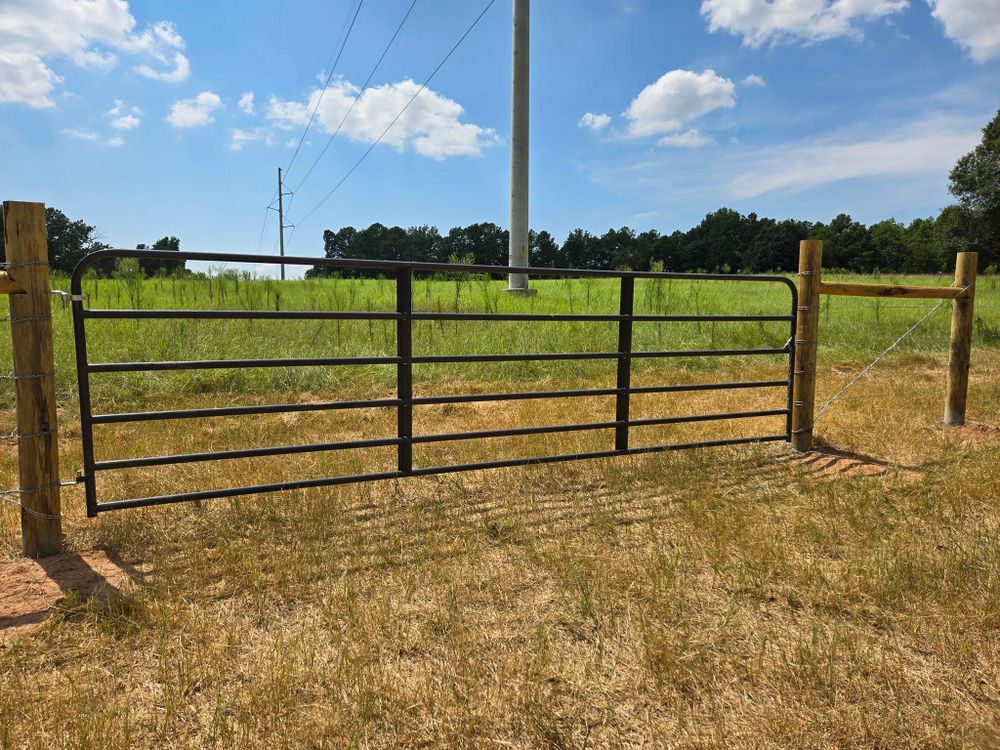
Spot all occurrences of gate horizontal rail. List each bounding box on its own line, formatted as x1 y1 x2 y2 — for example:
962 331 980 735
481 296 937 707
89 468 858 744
71 249 798 516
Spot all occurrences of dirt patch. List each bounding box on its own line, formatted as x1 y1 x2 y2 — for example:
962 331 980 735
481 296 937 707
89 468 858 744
776 446 922 482
0 550 137 645
952 422 1000 441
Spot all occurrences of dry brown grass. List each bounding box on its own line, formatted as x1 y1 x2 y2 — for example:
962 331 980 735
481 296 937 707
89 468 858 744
1 354 998 749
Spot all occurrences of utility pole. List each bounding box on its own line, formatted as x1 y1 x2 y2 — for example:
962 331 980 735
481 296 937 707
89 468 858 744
506 0 533 295
276 167 287 281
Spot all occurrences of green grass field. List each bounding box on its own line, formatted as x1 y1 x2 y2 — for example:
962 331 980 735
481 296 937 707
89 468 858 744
1 270 998 748
3 269 995 411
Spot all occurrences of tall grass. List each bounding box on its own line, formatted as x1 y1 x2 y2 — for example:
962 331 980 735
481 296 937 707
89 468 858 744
0 270 999 748
1 270 994 411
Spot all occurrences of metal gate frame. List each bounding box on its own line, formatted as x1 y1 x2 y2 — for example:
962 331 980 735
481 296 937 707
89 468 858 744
71 249 798 516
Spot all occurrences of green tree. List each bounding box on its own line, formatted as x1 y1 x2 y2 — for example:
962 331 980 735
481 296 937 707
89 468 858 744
531 230 562 267
405 225 441 262
741 219 808 272
948 108 1000 266
902 217 944 273
137 236 184 277
870 220 907 271
0 207 107 274
560 229 598 269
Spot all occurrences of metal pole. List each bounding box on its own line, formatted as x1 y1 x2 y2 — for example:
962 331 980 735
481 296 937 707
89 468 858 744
507 0 531 294
277 167 286 281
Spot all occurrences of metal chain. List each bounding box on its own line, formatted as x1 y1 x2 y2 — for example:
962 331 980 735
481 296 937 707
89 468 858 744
813 298 950 422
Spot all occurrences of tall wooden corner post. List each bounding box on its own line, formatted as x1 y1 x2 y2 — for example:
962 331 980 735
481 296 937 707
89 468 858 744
944 251 978 427
3 201 62 558
791 240 822 452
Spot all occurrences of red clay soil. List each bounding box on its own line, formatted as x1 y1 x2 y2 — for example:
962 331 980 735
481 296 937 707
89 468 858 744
952 422 1000 440
0 550 136 646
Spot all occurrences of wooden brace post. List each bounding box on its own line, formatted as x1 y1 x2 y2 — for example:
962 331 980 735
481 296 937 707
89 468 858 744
944 252 978 427
3 201 62 557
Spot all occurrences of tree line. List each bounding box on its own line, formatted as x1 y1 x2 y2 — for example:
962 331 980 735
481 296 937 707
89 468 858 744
2 109 996 278
310 109 998 277
0 207 185 277
307 206 992 278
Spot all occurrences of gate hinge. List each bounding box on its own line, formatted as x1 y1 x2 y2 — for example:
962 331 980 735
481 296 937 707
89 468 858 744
51 290 88 305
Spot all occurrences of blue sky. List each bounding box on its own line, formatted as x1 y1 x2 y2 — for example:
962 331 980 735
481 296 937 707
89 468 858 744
1 0 998 273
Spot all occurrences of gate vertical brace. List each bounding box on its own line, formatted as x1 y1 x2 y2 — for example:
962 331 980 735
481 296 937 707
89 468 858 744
71 262 98 517
785 283 798 441
396 269 413 475
615 276 634 452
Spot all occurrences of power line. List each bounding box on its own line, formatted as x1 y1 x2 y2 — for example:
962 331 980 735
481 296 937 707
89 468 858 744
255 0 364 255
291 0 420 196
256 202 273 253
292 0 498 230
284 0 367 179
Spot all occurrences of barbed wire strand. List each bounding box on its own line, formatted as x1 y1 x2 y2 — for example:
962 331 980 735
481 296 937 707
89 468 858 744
812 298 951 423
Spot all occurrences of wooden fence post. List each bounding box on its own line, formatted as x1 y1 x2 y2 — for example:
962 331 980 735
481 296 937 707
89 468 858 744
3 201 62 558
791 240 822 452
944 251 978 427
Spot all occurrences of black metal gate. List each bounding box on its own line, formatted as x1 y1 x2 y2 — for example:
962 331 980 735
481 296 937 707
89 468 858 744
71 250 797 516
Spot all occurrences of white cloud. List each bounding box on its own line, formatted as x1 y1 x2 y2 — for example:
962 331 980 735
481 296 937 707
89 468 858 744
0 51 62 108
106 99 141 128
579 112 612 131
238 91 255 115
267 77 500 160
658 129 715 148
728 116 980 198
110 113 140 129
701 0 908 46
121 20 188 81
741 74 766 87
166 91 222 128
928 0 1000 62
134 52 189 82
229 127 274 151
624 69 735 137
63 127 125 147
0 1 189 108
64 128 101 141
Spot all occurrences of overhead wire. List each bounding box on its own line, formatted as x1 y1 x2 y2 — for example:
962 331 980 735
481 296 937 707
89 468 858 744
284 0 367 179
291 0 498 231
254 0 366 253
291 0 420 196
